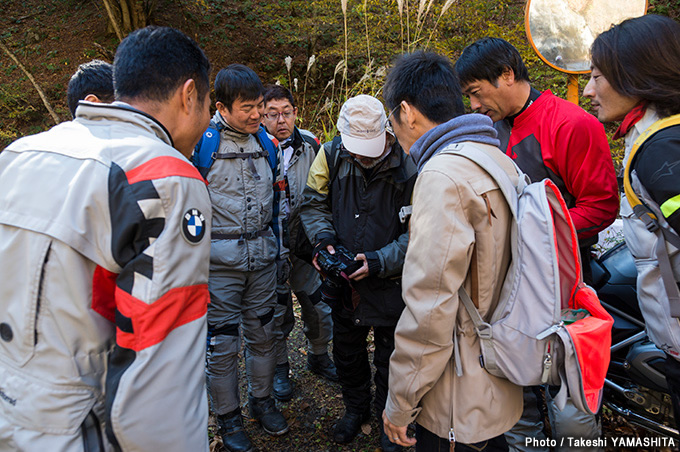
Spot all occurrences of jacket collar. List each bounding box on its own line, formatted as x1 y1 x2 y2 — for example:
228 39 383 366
613 102 647 140
76 101 174 147
290 127 304 150
510 89 551 127
624 108 661 161
506 87 542 127
278 126 303 151
212 111 252 140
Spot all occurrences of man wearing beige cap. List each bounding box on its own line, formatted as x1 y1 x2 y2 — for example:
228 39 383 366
300 94 417 450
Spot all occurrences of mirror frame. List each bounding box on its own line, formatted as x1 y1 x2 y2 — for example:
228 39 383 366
524 0 648 74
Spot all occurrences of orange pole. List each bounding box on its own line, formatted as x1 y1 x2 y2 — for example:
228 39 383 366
567 74 579 105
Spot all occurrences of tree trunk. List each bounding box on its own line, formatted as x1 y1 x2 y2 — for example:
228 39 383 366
102 0 154 40
0 39 60 125
101 0 124 41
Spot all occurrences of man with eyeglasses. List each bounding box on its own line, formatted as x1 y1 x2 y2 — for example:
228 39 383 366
201 64 288 452
262 85 338 402
300 94 417 451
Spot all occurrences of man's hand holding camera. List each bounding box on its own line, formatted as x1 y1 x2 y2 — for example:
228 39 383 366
312 242 379 310
348 253 369 281
312 237 336 272
312 241 375 282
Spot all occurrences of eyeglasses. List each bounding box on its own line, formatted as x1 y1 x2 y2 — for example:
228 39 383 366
385 104 400 132
263 110 294 121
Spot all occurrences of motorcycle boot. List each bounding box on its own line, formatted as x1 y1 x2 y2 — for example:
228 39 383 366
273 362 294 401
307 352 339 382
248 395 289 436
332 409 371 444
216 409 254 452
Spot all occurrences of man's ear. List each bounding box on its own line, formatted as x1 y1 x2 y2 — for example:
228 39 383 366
501 67 516 85
215 101 228 116
179 79 197 115
83 94 102 103
400 100 417 129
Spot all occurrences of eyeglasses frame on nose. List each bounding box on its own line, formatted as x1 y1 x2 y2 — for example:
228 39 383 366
263 110 295 121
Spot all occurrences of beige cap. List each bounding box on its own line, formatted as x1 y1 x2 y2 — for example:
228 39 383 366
336 94 387 158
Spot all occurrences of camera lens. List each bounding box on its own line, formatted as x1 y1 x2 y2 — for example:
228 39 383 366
320 277 344 308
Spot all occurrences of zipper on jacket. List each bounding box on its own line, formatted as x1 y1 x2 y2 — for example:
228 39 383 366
34 243 52 345
480 193 496 226
449 356 456 451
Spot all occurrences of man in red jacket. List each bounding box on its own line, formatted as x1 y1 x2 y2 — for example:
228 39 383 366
455 38 619 452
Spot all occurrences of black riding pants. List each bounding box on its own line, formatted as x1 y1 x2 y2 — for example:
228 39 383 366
331 304 396 417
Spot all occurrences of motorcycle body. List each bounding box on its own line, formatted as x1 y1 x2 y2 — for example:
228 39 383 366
591 241 679 438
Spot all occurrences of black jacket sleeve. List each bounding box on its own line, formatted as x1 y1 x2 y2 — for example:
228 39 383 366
635 125 680 235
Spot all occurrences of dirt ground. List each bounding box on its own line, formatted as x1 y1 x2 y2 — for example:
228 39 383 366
208 304 395 452
206 302 672 452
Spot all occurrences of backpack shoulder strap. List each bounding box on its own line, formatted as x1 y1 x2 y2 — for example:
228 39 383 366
299 128 321 154
255 125 278 174
442 143 522 370
624 114 680 230
442 142 522 218
458 287 496 376
326 135 343 185
192 123 222 179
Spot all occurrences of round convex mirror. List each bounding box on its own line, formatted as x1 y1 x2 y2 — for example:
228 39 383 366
526 0 648 74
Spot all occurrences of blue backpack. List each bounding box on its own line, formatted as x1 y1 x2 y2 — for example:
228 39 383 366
192 121 277 180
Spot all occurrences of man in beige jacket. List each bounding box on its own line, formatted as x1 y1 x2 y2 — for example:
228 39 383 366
382 51 523 451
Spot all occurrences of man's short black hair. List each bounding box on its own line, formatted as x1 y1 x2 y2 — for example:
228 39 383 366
264 84 296 109
67 60 114 118
383 51 465 125
114 26 210 104
455 37 530 87
214 64 264 112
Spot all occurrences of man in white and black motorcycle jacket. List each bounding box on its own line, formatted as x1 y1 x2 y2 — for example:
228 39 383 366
0 27 213 451
262 84 338 402
202 64 289 452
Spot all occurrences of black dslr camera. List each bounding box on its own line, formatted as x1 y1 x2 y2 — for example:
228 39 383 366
317 245 362 280
317 245 362 308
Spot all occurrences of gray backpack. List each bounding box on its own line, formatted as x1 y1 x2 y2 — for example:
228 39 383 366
444 142 614 415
